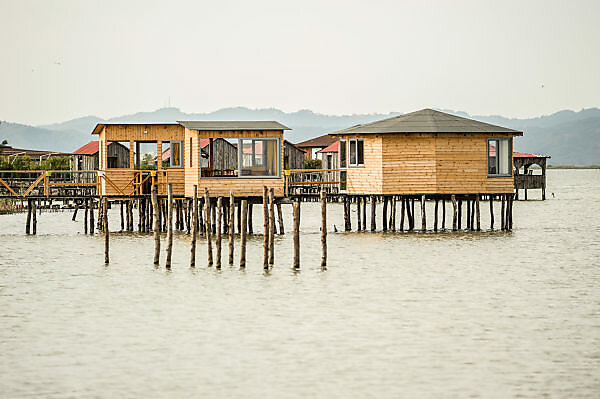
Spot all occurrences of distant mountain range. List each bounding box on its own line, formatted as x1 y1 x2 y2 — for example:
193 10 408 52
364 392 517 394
1 106 599 165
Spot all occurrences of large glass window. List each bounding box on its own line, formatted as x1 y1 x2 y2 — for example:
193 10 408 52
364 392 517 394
200 138 238 177
159 141 184 168
240 138 279 177
348 138 364 166
339 139 347 168
487 138 512 176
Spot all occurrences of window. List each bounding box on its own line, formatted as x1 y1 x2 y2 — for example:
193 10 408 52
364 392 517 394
348 138 364 166
240 138 279 177
487 138 512 176
170 141 183 168
134 141 158 170
200 138 238 177
339 139 347 168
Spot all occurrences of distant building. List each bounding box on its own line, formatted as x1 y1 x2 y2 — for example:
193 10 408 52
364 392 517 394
295 134 337 160
71 141 130 170
283 140 305 169
0 144 70 160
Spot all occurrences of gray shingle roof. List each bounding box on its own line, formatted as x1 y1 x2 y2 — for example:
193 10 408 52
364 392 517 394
330 109 522 135
177 121 290 131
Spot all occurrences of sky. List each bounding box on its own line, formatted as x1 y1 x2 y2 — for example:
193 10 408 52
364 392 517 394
1 0 599 125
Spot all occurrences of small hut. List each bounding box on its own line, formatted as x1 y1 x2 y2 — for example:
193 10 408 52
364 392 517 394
283 140 306 169
295 134 337 160
513 152 551 200
72 140 130 170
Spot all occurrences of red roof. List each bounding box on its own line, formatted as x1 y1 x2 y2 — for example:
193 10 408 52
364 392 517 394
317 141 339 153
295 134 336 148
73 140 103 155
513 151 550 158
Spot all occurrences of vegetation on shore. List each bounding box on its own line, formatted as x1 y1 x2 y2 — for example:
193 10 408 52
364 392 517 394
0 155 70 170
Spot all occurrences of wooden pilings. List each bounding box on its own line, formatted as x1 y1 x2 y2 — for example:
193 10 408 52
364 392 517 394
204 188 213 266
421 195 426 232
191 186 198 267
165 184 174 269
84 199 88 234
343 195 351 231
391 196 396 231
382 196 388 231
26 199 31 234
434 199 439 232
228 191 235 266
489 196 494 230
263 186 269 270
240 199 247 268
103 198 109 264
501 194 506 230
320 190 327 268
400 197 405 231
268 188 275 268
293 200 300 269
370 195 376 231
276 202 284 235
152 185 160 265
89 199 94 234
357 197 362 231
216 197 222 269
476 195 481 231
451 195 458 231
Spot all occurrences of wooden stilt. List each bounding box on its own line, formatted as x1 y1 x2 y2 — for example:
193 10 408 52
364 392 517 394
89 199 94 234
343 195 350 231
411 199 415 230
32 200 37 235
236 199 241 234
216 197 222 269
321 190 327 268
382 196 388 231
458 199 462 230
204 188 213 266
370 195 376 231
120 201 124 231
276 202 284 235
400 196 405 232
165 184 174 269
476 194 481 231
489 195 494 230
191 186 198 267
470 198 475 231
26 199 31 235
466 199 471 230
84 199 88 234
361 196 366 231
357 196 362 231
421 195 426 231
103 198 109 264
508 195 513 230
391 196 396 231
198 198 204 235
240 199 247 268
434 199 439 232
452 195 458 231
406 197 412 231
442 199 446 230
293 201 300 269
186 199 191 235
263 186 269 270
501 194 506 230
268 188 275 267
211 200 216 234
152 185 161 265
248 203 253 234
137 199 142 232
228 191 235 266
72 203 79 221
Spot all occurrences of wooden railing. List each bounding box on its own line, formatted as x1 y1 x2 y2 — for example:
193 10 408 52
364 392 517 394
284 169 346 196
0 170 99 198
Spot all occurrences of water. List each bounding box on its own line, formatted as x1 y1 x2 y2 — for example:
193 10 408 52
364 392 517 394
1 169 599 398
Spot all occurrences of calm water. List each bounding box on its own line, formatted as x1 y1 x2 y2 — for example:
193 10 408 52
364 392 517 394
1 169 599 398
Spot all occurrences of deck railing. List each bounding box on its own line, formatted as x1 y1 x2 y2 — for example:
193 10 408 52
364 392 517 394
285 169 346 196
0 170 99 198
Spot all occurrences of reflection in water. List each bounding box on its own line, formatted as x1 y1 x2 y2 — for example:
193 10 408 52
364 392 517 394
0 170 599 398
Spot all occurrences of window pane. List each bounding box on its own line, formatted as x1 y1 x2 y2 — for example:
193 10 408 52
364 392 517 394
488 140 497 175
349 140 357 165
241 139 278 176
171 141 181 167
339 140 347 168
200 138 238 177
498 139 509 175
357 140 364 165
340 170 347 191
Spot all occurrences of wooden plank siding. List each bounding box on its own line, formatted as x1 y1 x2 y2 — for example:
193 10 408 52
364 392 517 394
343 135 383 194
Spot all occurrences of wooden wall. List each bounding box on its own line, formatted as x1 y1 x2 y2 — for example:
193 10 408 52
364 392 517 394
341 135 383 194
284 141 305 169
71 154 98 171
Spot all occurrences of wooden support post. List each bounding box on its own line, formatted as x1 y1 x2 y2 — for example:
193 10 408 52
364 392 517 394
476 194 481 231
89 199 94 234
240 199 247 268
508 195 513 230
442 199 446 230
276 202 284 235
191 186 198 267
293 201 300 269
406 197 412 231
103 198 109 264
466 199 471 230
411 199 415 230
263 186 269 270
370 195 376 231
382 196 388 231
216 197 222 269
391 196 396 231
501 194 506 230
470 199 475 231
120 201 124 231
72 203 79 221
452 195 458 231
357 196 362 231
198 198 204 234
489 195 494 230
320 190 327 268
399 196 405 232
228 191 235 266
421 195 426 232
434 199 439 232
211 201 216 234
458 199 462 230
362 196 366 231
204 188 213 266
248 204 253 234
32 200 37 235
268 188 275 267
152 185 161 265
343 195 350 231
137 199 142 232
26 199 31 235
84 199 88 234
165 184 174 269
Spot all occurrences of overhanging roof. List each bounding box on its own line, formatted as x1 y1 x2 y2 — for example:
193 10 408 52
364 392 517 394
330 109 523 136
92 122 179 135
177 121 290 131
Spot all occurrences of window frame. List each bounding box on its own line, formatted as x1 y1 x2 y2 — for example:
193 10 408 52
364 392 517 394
168 140 184 168
487 137 512 177
348 138 364 167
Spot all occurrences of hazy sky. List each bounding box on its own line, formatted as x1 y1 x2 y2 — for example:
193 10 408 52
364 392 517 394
1 0 599 125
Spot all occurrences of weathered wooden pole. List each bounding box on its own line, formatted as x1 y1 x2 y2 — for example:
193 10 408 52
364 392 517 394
84 199 88 234
248 203 253 234
89 199 94 234
382 196 388 231
434 198 439 232
72 203 79 221
471 200 476 231
361 197 366 231
276 202 284 235
489 195 495 230
343 195 350 231
451 194 458 231
32 200 37 235
198 198 204 235
263 186 269 270
441 199 446 230
165 184 174 269
191 186 198 267
391 196 396 231
357 196 362 231
268 188 275 267
476 194 481 231
228 191 235 266
204 188 213 266
501 194 506 230
421 195 426 231
293 201 300 269
411 199 416 230
216 197 222 269
240 199 247 267
103 198 109 264
25 199 31 234
152 185 161 265
508 195 513 230
370 195 376 231
186 199 191 235
119 201 124 231
400 196 405 232
320 190 327 268
457 199 462 230
406 197 412 231
466 199 471 230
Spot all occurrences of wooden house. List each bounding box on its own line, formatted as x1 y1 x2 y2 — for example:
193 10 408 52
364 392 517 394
72 140 130 171
513 152 550 200
329 109 523 195
91 121 290 197
295 134 337 160
283 140 306 169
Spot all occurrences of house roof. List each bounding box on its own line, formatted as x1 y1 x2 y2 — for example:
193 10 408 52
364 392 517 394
73 140 102 155
295 134 337 148
283 140 306 153
91 122 180 135
0 145 71 158
177 121 290 131
330 109 523 135
317 141 339 153
513 151 550 158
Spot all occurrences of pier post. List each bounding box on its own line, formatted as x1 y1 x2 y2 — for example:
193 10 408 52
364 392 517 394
248 204 253 234
391 196 396 231
466 199 471 230
120 201 124 231
489 195 494 230
362 196 366 231
293 201 300 269
457 199 462 230
434 198 439 232
204 188 213 266
165 184 174 269
268 188 275 267
72 203 79 221
382 196 388 231
191 186 198 267
84 199 88 234
137 199 142 232
228 191 235 266
198 198 204 235
32 200 37 235
343 195 350 231
321 190 327 268
240 199 247 267
26 199 31 235
508 195 513 230
89 199 94 235
421 195 426 232
476 194 481 231
501 194 506 230
400 196 405 232
276 202 284 235
263 186 269 270
357 196 362 231
370 195 376 231
441 199 446 230
216 197 222 269
451 195 457 231
406 197 412 231
103 198 109 264
152 185 161 265
411 199 415 230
